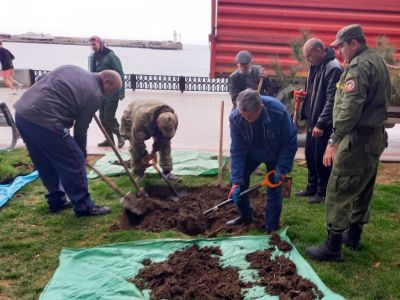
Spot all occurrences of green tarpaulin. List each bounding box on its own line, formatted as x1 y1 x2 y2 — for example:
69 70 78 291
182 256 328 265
87 150 227 179
40 232 344 300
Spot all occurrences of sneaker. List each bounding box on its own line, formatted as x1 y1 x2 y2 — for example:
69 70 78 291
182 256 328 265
9 90 18 95
308 194 325 204
97 140 113 147
163 172 182 182
49 200 73 213
76 205 111 217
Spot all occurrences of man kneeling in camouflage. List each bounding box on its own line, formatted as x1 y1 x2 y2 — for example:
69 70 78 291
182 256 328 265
120 100 180 184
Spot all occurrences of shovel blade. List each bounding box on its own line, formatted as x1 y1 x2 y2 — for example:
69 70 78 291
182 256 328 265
121 191 148 216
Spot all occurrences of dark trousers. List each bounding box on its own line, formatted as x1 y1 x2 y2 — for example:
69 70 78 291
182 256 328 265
304 128 332 196
15 114 94 214
235 155 282 232
99 95 120 139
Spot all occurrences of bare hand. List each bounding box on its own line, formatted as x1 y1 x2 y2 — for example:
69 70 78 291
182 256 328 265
143 152 157 166
259 67 268 78
312 127 323 138
323 144 338 167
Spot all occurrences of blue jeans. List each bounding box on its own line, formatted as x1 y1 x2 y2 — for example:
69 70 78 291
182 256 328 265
15 114 94 214
235 151 282 232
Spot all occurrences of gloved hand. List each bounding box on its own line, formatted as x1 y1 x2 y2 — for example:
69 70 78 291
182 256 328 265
271 168 286 184
228 184 241 204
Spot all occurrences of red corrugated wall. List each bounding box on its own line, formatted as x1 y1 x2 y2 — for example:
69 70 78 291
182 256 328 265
209 0 400 77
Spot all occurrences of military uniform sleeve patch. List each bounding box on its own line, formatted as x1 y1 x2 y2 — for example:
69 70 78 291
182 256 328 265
344 80 356 93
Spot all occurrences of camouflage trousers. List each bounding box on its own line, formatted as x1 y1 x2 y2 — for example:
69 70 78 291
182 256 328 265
130 137 172 176
326 129 387 232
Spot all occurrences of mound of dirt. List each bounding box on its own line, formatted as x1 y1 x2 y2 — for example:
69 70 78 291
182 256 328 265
246 241 323 299
112 185 268 236
130 245 249 300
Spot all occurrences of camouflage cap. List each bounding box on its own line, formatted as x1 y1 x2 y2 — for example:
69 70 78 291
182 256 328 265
235 50 252 64
157 112 178 138
331 24 365 46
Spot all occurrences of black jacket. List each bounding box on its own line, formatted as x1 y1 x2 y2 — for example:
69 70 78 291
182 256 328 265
0 47 15 70
300 48 343 130
228 65 275 107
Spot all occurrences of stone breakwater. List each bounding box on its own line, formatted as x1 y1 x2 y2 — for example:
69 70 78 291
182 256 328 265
5 35 183 50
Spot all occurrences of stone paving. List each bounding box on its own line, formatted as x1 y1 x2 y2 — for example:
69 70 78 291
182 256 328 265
1 88 400 161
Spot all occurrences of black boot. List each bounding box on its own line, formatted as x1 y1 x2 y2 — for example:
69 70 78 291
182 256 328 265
344 224 363 250
117 134 125 148
306 230 344 262
98 129 115 147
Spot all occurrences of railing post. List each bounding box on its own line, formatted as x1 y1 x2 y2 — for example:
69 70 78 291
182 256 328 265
179 76 185 93
130 74 136 91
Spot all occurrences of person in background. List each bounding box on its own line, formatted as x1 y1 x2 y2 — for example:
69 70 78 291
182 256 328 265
14 65 122 217
228 50 277 108
0 40 23 95
296 38 343 204
227 88 297 233
306 24 390 262
120 99 181 185
89 36 126 148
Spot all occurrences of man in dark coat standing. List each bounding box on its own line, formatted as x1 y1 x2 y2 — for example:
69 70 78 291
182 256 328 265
89 36 126 148
296 38 343 204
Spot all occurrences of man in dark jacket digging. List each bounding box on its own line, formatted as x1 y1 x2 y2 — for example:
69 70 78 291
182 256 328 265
227 89 297 233
14 65 122 217
296 38 343 204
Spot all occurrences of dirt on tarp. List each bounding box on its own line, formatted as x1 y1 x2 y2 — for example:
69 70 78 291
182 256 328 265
111 185 268 236
130 235 322 300
246 234 324 300
130 245 250 300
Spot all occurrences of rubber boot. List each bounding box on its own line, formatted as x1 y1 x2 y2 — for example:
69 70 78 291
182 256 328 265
344 224 363 250
306 231 344 262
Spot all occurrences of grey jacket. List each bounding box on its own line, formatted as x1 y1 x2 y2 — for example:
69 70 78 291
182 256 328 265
14 65 103 154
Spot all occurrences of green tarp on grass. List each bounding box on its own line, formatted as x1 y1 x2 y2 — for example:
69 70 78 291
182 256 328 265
40 232 344 300
87 150 227 179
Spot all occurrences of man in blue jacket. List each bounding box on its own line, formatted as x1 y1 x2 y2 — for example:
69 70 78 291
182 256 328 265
227 88 298 233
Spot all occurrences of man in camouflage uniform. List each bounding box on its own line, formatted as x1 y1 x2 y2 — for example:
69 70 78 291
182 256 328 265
120 100 180 183
306 24 390 262
89 36 125 148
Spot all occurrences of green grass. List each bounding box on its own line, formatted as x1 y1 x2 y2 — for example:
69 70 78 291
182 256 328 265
0 151 399 299
0 148 34 184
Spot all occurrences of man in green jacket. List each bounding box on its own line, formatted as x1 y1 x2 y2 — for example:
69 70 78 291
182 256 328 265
120 100 180 183
306 24 390 262
89 36 125 148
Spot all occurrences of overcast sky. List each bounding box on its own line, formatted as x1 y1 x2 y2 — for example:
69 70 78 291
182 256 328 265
1 0 211 45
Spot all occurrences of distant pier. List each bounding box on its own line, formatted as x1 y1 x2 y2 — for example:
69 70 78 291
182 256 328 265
3 33 183 50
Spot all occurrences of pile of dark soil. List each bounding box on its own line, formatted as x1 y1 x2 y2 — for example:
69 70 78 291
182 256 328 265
246 234 323 299
112 185 268 236
130 245 250 300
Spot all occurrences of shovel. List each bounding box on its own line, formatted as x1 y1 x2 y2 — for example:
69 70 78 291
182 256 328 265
149 160 187 201
86 163 148 216
93 114 143 195
203 170 285 217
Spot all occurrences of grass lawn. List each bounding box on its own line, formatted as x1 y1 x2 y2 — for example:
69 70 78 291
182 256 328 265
0 149 399 299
